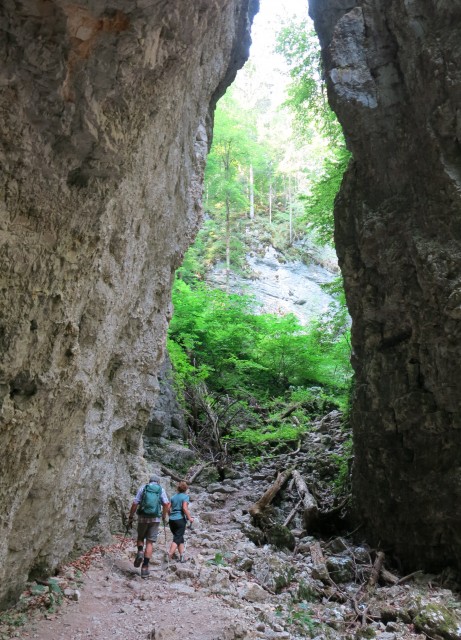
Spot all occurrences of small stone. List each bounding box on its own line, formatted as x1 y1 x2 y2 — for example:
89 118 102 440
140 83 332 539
238 582 268 603
327 537 349 554
325 556 355 583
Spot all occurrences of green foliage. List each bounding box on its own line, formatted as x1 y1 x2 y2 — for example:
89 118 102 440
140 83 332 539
276 19 342 147
300 146 351 245
168 19 355 465
276 602 320 635
207 551 229 566
276 18 351 246
230 422 303 446
168 274 352 460
0 611 28 628
169 278 351 403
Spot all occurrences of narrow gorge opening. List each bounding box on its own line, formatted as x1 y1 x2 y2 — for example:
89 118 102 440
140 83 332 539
165 0 353 497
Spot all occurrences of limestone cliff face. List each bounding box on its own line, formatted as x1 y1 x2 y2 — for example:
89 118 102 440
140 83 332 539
310 0 461 571
0 0 257 606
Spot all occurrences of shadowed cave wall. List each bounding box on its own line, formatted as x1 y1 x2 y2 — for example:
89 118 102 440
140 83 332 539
0 0 258 606
310 0 461 573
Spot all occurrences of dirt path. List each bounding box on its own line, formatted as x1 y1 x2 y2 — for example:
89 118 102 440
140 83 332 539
5 440 461 640
13 476 285 640
24 551 252 640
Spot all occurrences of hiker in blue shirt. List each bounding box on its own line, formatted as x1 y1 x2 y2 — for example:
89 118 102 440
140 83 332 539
128 474 169 578
168 480 194 562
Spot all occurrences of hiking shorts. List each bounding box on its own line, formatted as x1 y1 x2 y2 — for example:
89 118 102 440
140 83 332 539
137 521 160 542
169 518 187 545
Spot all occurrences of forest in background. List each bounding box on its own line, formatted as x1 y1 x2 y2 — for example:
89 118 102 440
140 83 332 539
166 16 353 475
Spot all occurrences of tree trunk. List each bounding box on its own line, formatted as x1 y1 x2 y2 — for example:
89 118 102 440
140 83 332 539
225 194 231 293
288 174 293 245
269 181 272 224
249 164 254 219
292 470 319 531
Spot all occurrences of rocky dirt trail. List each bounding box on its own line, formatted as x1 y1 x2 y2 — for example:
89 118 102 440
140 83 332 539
3 416 461 640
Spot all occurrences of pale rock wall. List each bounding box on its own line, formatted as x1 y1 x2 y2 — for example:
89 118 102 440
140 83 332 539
310 0 461 572
0 0 258 606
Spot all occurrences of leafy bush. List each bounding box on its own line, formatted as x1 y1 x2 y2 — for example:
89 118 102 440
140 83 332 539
167 276 352 461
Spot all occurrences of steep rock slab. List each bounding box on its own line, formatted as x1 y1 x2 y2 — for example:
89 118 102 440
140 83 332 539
310 0 461 571
0 0 258 606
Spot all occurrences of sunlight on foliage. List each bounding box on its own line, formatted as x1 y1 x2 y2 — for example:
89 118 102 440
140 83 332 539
166 16 354 463
168 275 352 458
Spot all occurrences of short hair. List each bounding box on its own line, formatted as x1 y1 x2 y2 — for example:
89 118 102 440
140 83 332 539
149 474 161 483
177 480 188 493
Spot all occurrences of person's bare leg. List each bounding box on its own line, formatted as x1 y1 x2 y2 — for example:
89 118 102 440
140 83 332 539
144 540 153 560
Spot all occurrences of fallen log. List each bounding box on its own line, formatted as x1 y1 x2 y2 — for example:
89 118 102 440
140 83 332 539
310 541 330 583
262 403 301 424
380 567 399 586
279 403 302 419
160 465 183 483
186 462 211 484
292 470 319 531
249 468 292 518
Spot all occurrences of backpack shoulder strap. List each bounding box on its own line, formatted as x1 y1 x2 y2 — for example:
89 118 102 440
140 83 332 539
138 484 148 509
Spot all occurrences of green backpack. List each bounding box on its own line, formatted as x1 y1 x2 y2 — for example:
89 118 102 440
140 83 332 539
138 484 162 517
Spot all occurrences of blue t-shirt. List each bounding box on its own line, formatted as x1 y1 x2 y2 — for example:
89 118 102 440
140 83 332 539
169 492 190 521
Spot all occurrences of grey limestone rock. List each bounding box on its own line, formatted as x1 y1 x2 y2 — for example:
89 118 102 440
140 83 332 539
310 0 461 573
0 0 258 607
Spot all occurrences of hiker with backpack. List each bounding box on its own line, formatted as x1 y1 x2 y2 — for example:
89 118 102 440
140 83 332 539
127 474 169 578
168 480 194 562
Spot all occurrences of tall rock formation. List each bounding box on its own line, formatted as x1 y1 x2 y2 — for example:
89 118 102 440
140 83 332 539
0 0 258 606
310 0 461 572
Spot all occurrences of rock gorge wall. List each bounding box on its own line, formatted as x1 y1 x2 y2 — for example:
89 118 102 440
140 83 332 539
310 0 461 572
0 0 257 606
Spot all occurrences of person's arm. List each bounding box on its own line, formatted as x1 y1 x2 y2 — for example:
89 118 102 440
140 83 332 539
128 501 137 523
162 501 170 521
128 486 143 523
182 501 193 524
161 489 170 521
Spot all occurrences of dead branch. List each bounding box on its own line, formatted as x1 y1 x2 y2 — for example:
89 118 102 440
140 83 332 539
279 403 302 420
286 440 301 456
160 465 183 483
292 470 319 531
368 551 385 591
396 569 423 585
186 462 211 484
283 499 303 527
249 468 292 518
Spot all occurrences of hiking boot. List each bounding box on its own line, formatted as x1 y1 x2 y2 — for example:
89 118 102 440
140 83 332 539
179 554 186 563
134 551 144 568
141 566 150 578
